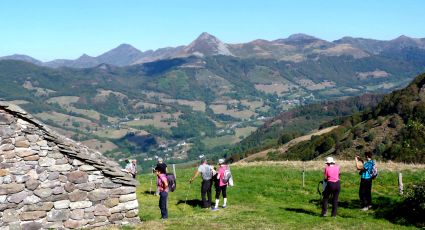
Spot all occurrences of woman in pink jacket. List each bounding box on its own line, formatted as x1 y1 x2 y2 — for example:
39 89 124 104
212 159 228 211
321 157 340 217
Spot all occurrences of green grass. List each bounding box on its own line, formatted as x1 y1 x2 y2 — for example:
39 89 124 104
133 165 424 229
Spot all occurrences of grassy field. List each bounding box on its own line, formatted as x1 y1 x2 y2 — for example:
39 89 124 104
130 162 425 229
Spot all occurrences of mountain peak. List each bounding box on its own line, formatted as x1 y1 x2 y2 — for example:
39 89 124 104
180 32 233 57
286 33 319 41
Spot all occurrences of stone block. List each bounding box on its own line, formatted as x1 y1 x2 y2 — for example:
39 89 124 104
67 171 88 184
70 201 92 210
69 190 88 202
47 209 70 222
88 189 109 202
20 211 47 221
34 188 53 198
0 183 25 195
54 200 70 209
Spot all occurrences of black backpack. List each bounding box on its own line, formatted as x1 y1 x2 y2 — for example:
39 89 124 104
166 173 176 192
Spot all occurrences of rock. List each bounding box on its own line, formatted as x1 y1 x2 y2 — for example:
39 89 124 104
0 144 14 151
125 209 139 218
24 202 54 211
0 169 9 176
79 164 96 171
64 183 76 192
69 190 88 202
38 157 55 167
0 112 15 124
101 179 120 189
22 221 43 230
108 213 124 222
70 209 85 220
64 219 88 229
94 204 110 216
111 186 136 195
42 194 69 202
24 195 41 204
23 155 40 161
0 195 6 203
110 200 139 213
103 198 119 208
34 188 53 198
27 169 39 179
70 201 92 210
26 134 40 142
67 171 88 184
3 209 19 222
119 193 137 202
20 211 47 220
84 211 95 219
38 150 48 157
15 140 31 148
0 183 25 195
25 179 40 190
76 182 95 191
48 171 60 180
49 164 72 172
47 209 70 221
88 189 109 202
52 186 65 195
72 159 84 166
15 175 30 183
54 200 71 209
36 140 48 147
55 157 68 165
8 190 28 203
0 126 14 138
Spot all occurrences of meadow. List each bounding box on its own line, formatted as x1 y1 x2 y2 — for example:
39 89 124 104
128 162 425 230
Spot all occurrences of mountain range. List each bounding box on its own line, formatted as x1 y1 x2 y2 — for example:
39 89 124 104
2 33 425 68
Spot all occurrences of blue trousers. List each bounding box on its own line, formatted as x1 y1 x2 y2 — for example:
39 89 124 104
159 191 168 219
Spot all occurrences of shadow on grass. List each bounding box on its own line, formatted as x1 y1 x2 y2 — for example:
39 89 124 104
176 199 203 208
143 191 156 195
283 207 318 216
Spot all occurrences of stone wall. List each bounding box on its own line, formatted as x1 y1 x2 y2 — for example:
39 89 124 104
0 102 140 229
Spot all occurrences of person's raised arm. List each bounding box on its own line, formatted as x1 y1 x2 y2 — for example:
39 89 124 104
189 170 200 183
355 156 364 170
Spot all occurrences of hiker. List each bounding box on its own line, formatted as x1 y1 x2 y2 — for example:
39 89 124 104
156 166 169 219
212 159 229 211
189 158 215 208
321 157 340 217
355 151 375 211
156 158 167 195
124 159 137 178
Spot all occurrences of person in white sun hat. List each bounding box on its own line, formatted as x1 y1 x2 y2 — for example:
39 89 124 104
321 156 340 217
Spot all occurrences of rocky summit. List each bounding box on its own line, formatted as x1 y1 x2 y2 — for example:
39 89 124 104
0 102 140 229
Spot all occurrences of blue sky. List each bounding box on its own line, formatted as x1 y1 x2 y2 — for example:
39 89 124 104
0 0 424 61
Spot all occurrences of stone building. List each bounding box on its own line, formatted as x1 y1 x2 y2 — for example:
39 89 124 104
0 102 140 229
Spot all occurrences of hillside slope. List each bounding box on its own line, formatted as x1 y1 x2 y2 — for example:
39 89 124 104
246 72 425 163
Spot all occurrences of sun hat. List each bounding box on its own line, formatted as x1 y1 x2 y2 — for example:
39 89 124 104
218 159 225 164
325 157 335 164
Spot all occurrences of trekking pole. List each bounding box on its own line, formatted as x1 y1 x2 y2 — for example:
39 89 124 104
149 169 153 195
183 182 192 212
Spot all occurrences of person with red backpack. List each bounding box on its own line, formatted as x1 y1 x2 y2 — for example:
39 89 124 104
212 159 230 211
355 151 377 211
156 166 169 219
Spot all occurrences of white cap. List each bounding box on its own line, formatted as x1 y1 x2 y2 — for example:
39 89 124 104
325 157 335 164
218 159 225 164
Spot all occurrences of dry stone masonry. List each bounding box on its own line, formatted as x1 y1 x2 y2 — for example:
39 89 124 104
0 102 140 229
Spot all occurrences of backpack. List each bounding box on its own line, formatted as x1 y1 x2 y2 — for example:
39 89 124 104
221 166 232 184
166 173 176 192
370 161 378 179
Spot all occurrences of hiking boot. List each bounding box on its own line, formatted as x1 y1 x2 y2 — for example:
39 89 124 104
211 207 219 211
222 205 227 209
361 207 369 211
321 213 327 217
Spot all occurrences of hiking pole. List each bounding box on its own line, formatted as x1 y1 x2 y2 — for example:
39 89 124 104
183 182 192 212
149 167 153 195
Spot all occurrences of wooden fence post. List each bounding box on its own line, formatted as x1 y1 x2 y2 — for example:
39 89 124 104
302 161 305 188
173 164 176 179
398 172 403 195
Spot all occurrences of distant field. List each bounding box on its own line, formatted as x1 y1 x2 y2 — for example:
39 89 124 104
35 111 98 130
132 163 424 229
210 104 255 119
94 129 132 139
255 83 290 95
161 99 206 112
202 135 239 149
82 139 118 153
47 96 110 121
124 112 180 129
234 126 256 139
